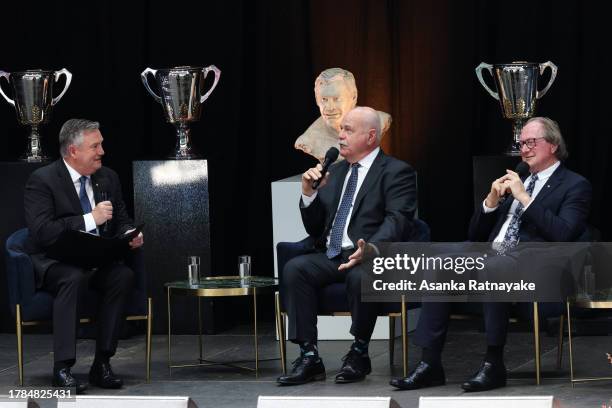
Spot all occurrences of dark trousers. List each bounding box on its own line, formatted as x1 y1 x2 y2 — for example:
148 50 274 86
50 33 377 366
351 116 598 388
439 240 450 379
281 250 382 344
42 262 134 364
413 302 511 353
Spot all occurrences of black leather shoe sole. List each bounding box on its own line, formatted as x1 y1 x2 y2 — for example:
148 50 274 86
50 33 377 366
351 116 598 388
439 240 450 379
389 377 445 390
461 378 506 392
277 372 326 385
335 367 371 383
52 380 87 394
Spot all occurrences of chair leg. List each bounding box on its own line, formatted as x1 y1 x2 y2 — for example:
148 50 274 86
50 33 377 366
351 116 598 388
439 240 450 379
533 302 541 385
146 297 153 383
275 292 287 374
557 314 564 370
16 304 24 386
388 316 395 368
401 295 407 377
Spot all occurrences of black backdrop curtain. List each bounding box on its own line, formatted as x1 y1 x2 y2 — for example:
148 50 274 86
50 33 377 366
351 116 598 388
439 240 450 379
1 0 611 330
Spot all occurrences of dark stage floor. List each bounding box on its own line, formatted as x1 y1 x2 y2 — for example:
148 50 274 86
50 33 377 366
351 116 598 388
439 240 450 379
1 322 612 407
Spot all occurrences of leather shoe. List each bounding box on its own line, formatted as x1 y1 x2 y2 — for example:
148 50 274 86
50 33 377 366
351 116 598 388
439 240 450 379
52 367 87 394
389 361 445 390
89 361 123 389
335 350 371 383
461 361 506 392
277 355 326 385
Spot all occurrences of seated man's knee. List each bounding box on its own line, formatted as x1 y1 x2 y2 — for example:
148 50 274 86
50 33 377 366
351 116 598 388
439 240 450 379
282 257 308 288
345 266 363 293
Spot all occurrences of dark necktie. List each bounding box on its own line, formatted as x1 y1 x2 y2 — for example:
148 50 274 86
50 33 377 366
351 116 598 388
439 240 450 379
326 163 360 259
499 173 539 252
79 176 97 233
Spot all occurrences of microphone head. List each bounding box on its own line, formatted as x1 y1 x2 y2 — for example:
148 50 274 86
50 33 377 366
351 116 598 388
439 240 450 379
324 147 340 163
515 161 530 178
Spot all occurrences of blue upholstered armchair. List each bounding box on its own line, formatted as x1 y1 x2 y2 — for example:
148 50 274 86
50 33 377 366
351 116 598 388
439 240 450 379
5 228 152 385
274 218 430 377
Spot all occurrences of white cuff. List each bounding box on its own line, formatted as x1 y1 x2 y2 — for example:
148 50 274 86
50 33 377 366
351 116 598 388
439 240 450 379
301 191 318 207
482 200 498 213
83 213 97 233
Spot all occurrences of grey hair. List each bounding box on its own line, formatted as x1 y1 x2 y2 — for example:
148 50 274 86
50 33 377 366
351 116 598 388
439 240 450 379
353 106 382 143
59 119 100 157
525 117 568 160
314 67 358 102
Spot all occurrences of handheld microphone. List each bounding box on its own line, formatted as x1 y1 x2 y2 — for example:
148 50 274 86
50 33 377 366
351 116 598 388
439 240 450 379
312 147 339 189
515 161 530 178
499 161 531 203
95 180 110 234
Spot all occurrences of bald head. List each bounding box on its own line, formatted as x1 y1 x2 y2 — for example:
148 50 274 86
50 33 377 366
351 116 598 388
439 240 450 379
339 106 381 163
348 106 382 143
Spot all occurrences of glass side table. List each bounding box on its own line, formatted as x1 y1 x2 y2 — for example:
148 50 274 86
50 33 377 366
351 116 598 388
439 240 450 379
567 289 612 385
165 276 278 376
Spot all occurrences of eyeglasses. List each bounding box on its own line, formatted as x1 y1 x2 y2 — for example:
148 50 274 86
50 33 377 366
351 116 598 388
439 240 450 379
519 137 546 149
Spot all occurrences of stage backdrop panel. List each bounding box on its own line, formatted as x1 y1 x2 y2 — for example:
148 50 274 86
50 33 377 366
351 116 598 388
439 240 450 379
133 160 213 334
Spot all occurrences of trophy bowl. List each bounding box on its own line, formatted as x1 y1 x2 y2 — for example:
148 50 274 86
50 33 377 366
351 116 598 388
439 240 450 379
141 65 221 159
475 61 557 155
0 68 72 162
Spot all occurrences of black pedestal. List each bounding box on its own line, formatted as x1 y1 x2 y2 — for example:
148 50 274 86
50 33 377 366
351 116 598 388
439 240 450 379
0 162 46 332
133 160 214 334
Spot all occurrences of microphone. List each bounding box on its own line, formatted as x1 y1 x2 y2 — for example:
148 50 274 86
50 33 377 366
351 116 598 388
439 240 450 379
95 179 110 234
515 161 530 178
312 147 339 189
499 161 531 204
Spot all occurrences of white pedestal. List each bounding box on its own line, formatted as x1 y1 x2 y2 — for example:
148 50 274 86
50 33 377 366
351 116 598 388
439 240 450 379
271 175 420 340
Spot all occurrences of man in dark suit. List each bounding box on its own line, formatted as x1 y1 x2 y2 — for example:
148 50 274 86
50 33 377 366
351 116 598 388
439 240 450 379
24 119 144 393
391 117 592 392
277 106 417 385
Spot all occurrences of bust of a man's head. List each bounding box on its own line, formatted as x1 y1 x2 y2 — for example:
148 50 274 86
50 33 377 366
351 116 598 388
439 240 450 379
314 68 358 132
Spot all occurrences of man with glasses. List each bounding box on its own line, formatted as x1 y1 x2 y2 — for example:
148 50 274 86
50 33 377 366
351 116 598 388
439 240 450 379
391 116 591 392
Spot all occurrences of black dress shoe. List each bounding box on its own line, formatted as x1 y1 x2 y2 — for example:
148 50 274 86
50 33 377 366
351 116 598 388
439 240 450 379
389 361 445 390
461 361 506 392
277 355 326 385
335 350 372 383
52 367 87 394
89 361 123 389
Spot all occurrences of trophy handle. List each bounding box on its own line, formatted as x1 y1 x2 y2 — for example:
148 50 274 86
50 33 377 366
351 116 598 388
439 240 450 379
0 71 15 106
537 61 558 99
52 68 72 105
141 68 162 103
199 65 221 103
475 62 499 100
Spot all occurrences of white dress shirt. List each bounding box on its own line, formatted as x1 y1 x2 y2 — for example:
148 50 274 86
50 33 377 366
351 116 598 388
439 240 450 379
302 147 380 251
63 160 98 233
484 160 561 243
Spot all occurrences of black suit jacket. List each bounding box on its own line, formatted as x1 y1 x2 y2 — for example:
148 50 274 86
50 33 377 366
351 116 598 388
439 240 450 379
24 159 134 286
300 149 417 250
468 164 592 242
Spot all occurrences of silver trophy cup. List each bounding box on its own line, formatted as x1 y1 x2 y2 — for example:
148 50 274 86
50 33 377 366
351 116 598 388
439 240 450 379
0 68 72 161
141 65 221 159
475 61 557 155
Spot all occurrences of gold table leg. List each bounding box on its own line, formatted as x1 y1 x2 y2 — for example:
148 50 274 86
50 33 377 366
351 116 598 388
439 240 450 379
198 297 203 361
275 291 286 374
533 301 541 385
167 286 172 374
401 295 407 377
254 287 258 377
